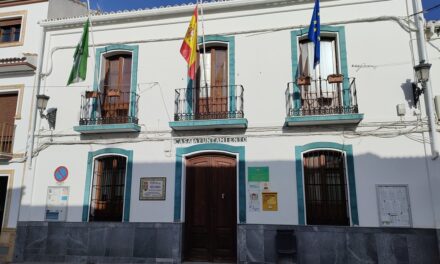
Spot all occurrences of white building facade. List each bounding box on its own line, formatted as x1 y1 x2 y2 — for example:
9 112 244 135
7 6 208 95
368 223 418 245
12 0 440 263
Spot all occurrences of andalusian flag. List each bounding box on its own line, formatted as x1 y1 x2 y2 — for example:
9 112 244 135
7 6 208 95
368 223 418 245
67 19 89 85
180 6 198 80
308 0 320 69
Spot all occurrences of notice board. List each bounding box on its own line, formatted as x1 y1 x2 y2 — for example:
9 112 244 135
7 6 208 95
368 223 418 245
45 186 69 221
376 185 412 227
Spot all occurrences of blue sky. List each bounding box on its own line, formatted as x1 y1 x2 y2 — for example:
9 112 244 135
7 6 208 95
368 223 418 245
87 0 440 20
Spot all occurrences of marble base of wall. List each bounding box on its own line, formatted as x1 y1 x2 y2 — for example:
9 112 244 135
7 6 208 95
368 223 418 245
12 222 440 264
238 224 440 264
13 222 182 263
0 228 16 263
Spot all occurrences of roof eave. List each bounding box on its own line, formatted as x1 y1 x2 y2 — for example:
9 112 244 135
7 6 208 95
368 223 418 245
39 0 311 28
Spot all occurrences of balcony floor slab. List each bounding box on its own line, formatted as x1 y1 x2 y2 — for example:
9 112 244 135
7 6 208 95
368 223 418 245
73 123 141 134
285 113 364 126
169 118 248 131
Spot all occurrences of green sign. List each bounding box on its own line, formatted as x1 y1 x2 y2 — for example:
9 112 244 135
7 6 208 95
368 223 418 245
248 167 269 182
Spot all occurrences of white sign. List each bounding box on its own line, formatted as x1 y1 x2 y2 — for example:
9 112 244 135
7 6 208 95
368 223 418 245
248 182 261 212
139 177 166 200
45 186 69 221
376 185 412 227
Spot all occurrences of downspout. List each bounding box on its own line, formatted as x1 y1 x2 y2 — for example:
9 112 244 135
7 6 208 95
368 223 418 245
26 26 46 170
411 0 439 159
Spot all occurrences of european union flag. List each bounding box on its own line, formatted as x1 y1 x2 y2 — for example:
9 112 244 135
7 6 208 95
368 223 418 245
308 0 320 69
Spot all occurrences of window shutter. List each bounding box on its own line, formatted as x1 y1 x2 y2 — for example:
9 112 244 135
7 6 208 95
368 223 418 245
0 93 18 124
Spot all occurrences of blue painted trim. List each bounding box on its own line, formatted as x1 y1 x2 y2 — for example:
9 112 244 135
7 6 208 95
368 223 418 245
187 36 236 113
295 142 359 226
74 123 141 133
169 118 248 130
92 44 139 120
174 143 246 223
290 26 350 109
83 148 134 222
285 113 364 125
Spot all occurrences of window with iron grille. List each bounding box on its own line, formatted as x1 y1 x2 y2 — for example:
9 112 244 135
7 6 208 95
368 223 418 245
303 150 349 226
0 17 22 43
89 155 126 222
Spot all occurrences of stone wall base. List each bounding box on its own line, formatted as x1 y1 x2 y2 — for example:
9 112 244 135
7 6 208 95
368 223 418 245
12 222 440 263
238 224 440 264
13 222 182 263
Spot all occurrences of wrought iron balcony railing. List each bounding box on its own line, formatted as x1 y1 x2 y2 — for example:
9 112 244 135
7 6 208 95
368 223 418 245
0 123 14 157
286 77 359 117
174 85 244 121
79 89 139 126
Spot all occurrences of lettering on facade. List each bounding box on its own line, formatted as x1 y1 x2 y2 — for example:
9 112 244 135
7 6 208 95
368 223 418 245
174 136 247 144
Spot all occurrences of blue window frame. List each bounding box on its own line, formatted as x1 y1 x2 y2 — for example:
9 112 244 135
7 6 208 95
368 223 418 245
295 142 359 226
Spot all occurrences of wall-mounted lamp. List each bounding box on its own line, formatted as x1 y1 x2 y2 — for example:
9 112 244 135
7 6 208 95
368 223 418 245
414 62 432 83
412 62 432 108
36 94 57 130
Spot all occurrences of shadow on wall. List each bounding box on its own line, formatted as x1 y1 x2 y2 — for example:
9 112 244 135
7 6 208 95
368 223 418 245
7 151 440 263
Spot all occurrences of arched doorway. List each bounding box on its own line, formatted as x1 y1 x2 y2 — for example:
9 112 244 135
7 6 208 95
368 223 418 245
184 153 237 262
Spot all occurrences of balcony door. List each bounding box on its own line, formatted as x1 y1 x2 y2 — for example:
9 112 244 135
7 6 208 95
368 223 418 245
101 54 132 124
0 93 17 154
195 45 228 119
298 37 342 113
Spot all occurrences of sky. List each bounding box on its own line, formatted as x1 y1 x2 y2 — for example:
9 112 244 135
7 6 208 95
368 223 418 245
87 0 440 20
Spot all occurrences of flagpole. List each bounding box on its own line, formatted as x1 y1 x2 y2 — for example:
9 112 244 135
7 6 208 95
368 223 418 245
198 0 209 111
86 0 99 90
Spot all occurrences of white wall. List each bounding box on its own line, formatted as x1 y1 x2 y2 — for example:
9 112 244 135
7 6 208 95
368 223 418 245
21 0 440 228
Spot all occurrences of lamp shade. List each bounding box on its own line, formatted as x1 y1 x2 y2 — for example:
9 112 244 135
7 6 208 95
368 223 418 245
36 94 50 111
414 62 432 83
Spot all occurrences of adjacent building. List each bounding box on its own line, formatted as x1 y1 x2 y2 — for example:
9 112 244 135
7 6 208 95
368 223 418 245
8 0 440 263
0 0 87 262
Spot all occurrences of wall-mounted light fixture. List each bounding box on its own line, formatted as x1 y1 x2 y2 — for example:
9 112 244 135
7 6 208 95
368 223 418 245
36 94 57 130
412 62 432 108
414 62 431 83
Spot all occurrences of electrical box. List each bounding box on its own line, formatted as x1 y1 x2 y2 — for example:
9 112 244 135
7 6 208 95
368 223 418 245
435 96 440 121
396 104 406 116
376 185 412 227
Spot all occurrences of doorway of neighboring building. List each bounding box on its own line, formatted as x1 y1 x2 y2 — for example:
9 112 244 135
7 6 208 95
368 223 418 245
184 154 237 263
0 176 8 229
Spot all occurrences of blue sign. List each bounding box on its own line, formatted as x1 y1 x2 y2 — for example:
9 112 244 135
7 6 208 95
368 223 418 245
54 166 68 182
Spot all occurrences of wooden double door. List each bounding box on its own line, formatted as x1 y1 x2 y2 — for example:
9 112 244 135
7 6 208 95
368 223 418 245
184 154 237 262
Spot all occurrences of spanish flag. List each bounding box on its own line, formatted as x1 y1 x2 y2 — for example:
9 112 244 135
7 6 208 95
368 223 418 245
180 5 198 80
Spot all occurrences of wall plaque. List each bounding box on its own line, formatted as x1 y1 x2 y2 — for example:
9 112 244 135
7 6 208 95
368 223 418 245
262 192 278 211
139 177 166 200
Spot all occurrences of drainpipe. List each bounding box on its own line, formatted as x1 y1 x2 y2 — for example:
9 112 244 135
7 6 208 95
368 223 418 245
412 0 439 159
26 26 46 169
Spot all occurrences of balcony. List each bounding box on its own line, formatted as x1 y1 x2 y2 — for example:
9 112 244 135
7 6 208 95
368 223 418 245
285 77 363 126
169 85 248 130
0 123 14 160
73 90 141 134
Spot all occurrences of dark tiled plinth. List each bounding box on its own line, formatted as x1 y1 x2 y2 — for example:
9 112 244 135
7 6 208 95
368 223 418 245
14 222 182 264
238 225 440 264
